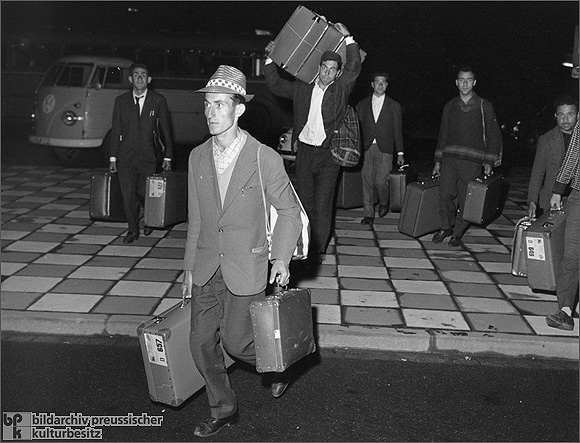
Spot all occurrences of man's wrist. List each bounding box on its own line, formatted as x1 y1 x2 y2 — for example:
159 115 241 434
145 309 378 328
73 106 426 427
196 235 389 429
397 152 404 156
163 158 171 162
109 157 116 162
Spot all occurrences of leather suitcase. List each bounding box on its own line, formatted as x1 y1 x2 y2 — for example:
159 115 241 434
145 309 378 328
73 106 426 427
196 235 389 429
524 209 566 292
335 166 363 209
398 177 441 237
511 216 535 277
389 165 417 212
463 173 505 226
89 169 127 222
270 6 365 84
144 171 188 228
137 299 235 407
249 288 316 373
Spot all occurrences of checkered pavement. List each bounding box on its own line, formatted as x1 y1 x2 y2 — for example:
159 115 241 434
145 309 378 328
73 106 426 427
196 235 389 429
1 165 578 341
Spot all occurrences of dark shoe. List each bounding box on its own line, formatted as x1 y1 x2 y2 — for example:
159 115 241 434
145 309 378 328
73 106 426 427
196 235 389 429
378 205 389 218
193 412 239 438
271 380 290 398
448 236 462 247
123 231 139 244
143 226 154 236
361 217 374 225
432 229 453 243
546 310 574 331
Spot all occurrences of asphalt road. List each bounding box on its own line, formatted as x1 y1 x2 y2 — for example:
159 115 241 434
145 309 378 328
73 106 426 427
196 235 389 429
1 333 578 442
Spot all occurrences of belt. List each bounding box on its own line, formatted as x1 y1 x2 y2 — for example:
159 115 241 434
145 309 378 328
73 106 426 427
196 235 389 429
298 140 325 149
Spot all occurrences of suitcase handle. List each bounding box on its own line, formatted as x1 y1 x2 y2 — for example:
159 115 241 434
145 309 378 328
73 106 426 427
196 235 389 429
397 164 410 172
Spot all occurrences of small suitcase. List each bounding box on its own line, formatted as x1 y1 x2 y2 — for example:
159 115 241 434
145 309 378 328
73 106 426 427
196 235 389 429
270 5 365 84
137 299 234 407
249 287 316 373
389 165 417 212
335 166 363 209
398 177 441 237
511 216 535 277
463 173 505 225
89 169 127 222
524 209 566 292
144 171 188 228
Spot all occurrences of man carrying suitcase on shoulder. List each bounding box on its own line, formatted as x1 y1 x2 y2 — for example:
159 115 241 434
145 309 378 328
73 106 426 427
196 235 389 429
181 65 302 437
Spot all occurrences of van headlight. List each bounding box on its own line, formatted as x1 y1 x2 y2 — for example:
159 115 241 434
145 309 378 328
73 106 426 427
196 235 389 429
62 111 79 125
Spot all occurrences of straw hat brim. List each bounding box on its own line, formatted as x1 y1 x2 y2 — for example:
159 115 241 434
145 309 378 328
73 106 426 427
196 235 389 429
195 85 254 101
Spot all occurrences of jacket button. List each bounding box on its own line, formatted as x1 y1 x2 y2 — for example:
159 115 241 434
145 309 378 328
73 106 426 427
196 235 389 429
218 228 223 233
219 252 224 258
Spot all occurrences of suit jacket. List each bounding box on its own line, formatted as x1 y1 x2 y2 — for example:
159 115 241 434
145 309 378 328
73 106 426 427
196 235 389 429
265 42 362 150
183 132 302 295
356 94 404 155
110 89 174 165
528 125 568 210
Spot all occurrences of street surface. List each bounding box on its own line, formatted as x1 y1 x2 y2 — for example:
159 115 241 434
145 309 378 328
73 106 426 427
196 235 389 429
1 333 578 442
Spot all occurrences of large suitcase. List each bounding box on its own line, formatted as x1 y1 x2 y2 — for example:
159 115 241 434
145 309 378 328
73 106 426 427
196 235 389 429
249 288 316 373
463 173 505 225
144 171 188 228
89 170 127 222
335 166 363 209
137 299 234 407
270 6 365 84
398 177 441 237
511 216 535 277
524 209 566 292
389 165 417 212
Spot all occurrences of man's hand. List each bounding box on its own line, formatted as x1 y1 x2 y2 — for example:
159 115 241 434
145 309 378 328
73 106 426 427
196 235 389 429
432 162 441 178
397 154 405 167
162 159 172 172
265 41 276 58
334 22 351 37
483 164 493 176
109 160 117 173
549 193 562 211
269 259 290 286
182 270 193 299
527 202 537 219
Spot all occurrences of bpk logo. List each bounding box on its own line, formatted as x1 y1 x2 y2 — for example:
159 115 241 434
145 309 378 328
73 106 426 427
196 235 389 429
2 412 32 440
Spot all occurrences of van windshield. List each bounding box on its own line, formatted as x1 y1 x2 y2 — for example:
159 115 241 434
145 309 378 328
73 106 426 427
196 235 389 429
90 65 132 89
41 62 93 87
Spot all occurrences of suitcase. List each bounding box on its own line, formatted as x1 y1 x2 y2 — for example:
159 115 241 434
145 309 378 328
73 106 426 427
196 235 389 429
137 299 235 407
144 171 188 228
335 166 363 209
270 5 366 84
89 169 127 222
249 288 316 373
398 177 441 237
524 209 566 292
463 173 505 225
389 165 417 212
511 216 535 277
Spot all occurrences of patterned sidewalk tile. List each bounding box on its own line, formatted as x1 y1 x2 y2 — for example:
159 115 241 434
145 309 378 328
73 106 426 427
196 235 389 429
402 309 470 330
28 293 102 312
340 290 399 308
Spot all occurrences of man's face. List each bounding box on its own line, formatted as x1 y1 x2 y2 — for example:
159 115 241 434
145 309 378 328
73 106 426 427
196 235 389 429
203 93 244 136
455 71 476 96
129 67 151 91
371 76 388 96
555 104 578 134
318 60 340 87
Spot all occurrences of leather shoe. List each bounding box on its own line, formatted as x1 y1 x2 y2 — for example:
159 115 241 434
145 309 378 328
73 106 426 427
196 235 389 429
123 232 139 244
448 236 462 247
361 217 374 225
193 412 239 438
143 226 154 236
378 205 389 218
432 229 453 243
271 380 290 398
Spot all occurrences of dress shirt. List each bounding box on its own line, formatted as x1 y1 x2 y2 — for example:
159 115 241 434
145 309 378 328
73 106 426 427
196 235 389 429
298 83 327 146
371 93 385 145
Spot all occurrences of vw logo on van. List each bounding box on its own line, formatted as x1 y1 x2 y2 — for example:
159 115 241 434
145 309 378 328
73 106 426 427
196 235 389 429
42 94 56 114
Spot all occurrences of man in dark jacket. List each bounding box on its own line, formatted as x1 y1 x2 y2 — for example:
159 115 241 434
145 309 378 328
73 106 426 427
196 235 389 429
264 23 362 260
109 63 173 243
356 72 405 224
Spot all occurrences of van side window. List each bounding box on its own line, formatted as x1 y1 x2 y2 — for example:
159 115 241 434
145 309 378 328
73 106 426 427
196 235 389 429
41 63 66 86
55 63 92 87
104 66 130 89
91 66 106 88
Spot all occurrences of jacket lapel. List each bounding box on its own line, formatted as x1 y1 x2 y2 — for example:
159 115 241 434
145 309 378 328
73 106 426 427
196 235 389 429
221 142 256 215
199 143 222 213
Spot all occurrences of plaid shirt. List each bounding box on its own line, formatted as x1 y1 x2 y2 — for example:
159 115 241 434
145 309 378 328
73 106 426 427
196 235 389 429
212 129 246 174
553 121 579 194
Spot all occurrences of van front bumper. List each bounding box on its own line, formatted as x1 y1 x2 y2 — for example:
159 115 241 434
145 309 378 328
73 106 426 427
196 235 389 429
28 135 102 148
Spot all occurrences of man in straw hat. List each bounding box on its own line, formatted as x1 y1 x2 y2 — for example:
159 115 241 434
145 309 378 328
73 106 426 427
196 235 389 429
182 65 302 437
264 22 361 263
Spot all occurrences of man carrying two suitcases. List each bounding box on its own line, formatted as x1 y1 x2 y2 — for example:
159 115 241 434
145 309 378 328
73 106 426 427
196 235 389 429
182 66 302 437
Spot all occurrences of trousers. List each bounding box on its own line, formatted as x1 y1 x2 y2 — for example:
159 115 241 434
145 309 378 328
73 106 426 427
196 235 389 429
117 162 156 234
556 189 579 310
362 144 393 218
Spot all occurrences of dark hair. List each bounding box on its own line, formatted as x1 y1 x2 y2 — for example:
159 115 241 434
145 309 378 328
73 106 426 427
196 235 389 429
372 72 389 82
130 63 149 75
457 65 475 78
231 94 246 106
553 94 578 113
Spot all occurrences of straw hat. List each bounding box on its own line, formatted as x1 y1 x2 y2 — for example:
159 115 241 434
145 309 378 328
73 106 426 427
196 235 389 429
195 65 254 101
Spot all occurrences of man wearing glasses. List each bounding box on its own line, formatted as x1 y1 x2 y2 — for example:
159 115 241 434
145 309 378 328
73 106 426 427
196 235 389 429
431 66 502 247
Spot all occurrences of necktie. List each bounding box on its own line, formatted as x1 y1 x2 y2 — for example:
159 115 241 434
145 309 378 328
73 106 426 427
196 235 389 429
135 96 143 116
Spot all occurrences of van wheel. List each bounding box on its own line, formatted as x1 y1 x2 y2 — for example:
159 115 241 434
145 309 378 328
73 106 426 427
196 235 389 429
53 147 82 164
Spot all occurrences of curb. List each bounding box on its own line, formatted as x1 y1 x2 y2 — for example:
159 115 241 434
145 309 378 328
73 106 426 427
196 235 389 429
2 310 578 361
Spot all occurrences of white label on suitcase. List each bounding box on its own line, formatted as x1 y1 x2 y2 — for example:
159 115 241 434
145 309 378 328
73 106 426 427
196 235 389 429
149 179 165 198
144 332 168 366
526 237 545 261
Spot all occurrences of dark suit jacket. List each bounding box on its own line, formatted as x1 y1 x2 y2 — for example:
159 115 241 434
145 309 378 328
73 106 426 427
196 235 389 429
265 42 362 149
183 132 302 295
528 125 568 210
356 94 404 155
110 89 173 165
